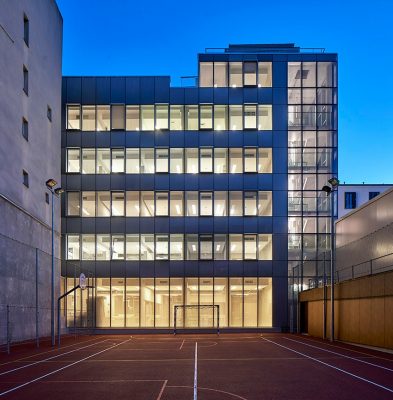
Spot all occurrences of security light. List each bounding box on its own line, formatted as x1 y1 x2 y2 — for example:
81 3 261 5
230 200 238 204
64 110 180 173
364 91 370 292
54 187 64 195
322 185 332 195
46 178 57 189
328 177 340 187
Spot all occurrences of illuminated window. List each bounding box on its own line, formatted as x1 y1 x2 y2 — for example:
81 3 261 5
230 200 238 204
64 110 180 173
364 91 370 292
200 192 213 216
186 148 198 173
67 148 80 173
111 105 125 130
258 62 272 87
96 149 110 174
67 192 80 216
258 105 272 130
141 105 154 131
126 148 140 173
170 148 184 173
229 234 243 260
140 191 154 217
156 235 169 260
229 148 243 173
170 192 184 217
244 148 257 173
199 62 213 87
229 62 242 87
214 192 227 216
186 192 198 216
82 149 95 174
111 148 125 173
112 235 125 260
186 235 198 260
244 62 257 86
200 235 213 260
200 105 213 130
185 105 199 130
96 105 110 131
258 148 272 173
111 192 125 216
200 148 213 173
214 105 228 130
170 105 184 130
126 106 140 131
244 105 257 129
155 192 169 216
214 148 227 173
244 192 257 216
229 105 243 130
214 62 228 87
82 106 96 131
67 235 80 260
82 191 96 217
67 105 80 130
126 192 140 217
155 104 169 130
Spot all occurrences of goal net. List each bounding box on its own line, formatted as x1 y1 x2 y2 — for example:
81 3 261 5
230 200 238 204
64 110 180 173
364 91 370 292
173 305 219 334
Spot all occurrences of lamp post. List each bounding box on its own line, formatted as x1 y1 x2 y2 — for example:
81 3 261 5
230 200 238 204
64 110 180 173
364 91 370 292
321 177 339 342
46 179 64 347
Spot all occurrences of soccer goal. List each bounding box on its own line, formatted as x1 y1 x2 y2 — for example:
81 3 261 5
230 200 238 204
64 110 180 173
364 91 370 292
173 305 220 334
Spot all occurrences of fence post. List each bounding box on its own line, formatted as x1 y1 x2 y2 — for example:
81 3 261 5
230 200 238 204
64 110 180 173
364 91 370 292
6 305 10 355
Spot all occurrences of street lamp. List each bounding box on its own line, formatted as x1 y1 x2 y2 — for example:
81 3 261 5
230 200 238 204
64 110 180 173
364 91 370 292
46 178 63 347
321 177 339 342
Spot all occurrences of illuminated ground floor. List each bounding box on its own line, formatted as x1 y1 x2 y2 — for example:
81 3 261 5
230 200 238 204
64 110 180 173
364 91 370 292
65 277 273 329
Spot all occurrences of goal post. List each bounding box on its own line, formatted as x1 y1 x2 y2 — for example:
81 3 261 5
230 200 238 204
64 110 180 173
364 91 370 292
174 305 219 335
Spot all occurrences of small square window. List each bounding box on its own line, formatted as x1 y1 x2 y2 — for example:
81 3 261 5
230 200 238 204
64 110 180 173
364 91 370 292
47 106 52 122
369 191 380 200
45 192 50 204
23 170 29 187
22 118 28 140
23 66 28 95
23 14 29 46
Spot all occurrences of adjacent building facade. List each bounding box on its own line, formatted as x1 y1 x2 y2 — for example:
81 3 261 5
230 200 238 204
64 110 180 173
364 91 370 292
61 44 337 331
0 0 62 341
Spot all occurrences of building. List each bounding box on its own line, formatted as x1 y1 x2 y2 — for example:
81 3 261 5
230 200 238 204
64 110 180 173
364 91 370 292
61 44 337 331
0 0 63 341
337 184 392 218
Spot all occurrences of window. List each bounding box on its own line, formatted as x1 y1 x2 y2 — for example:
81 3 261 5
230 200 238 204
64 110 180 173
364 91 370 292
170 105 184 130
111 148 125 173
214 235 227 260
213 105 227 131
369 191 380 200
244 62 257 86
82 106 96 131
47 106 52 122
214 148 227 173
126 192 140 216
302 62 316 87
214 62 228 87
200 105 213 130
258 234 272 260
229 105 243 130
155 192 169 216
214 192 227 216
258 191 272 216
67 105 80 130
244 192 257 216
82 149 95 173
82 192 95 217
200 148 213 173
318 62 336 88
229 234 243 260
185 105 198 130
96 234 110 260
23 14 29 46
244 105 257 129
288 62 301 87
82 235 95 260
229 192 242 216
156 148 169 173
258 62 272 87
186 148 198 173
22 118 28 140
170 192 183 216
126 149 140 173
97 192 110 217
170 148 184 173
67 148 81 173
126 106 140 130
156 235 169 260
96 106 110 131
229 148 243 173
170 234 183 260
67 192 80 216
126 235 140 260
140 191 154 217
229 62 242 88
258 148 272 173
141 105 154 130
200 235 213 260
199 62 213 87
96 149 110 174
111 192 125 216
140 148 154 173
258 105 272 130
200 192 213 216
111 105 125 130
23 170 29 188
23 65 28 95
244 235 257 260
244 148 257 173
67 235 80 260
45 193 50 204
186 192 198 216
112 235 125 260
155 104 169 130
186 235 198 260
344 192 357 209
140 234 154 260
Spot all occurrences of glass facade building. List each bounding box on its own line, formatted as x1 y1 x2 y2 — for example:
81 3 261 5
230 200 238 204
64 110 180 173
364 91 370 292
61 43 337 331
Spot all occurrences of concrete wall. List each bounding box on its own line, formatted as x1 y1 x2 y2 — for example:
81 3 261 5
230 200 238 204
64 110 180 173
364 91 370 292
299 270 393 349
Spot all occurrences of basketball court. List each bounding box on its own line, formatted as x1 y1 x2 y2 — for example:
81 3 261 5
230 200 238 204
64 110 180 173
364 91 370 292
1 333 393 399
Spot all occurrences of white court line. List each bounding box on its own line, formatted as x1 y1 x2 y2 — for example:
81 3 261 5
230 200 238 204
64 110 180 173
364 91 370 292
284 337 393 372
0 339 111 376
0 337 132 397
0 336 104 367
179 339 185 350
156 380 168 400
194 342 198 400
261 337 393 394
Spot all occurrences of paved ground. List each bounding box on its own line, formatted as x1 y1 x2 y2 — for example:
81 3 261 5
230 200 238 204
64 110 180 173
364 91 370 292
1 333 393 399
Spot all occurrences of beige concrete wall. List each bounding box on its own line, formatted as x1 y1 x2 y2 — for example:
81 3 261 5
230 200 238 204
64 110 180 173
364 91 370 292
299 270 393 349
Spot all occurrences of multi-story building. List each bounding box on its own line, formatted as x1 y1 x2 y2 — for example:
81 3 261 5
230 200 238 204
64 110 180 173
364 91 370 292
0 0 62 340
61 44 337 332
337 184 392 218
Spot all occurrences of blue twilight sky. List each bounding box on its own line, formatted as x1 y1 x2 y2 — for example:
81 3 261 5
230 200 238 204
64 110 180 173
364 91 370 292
57 0 393 184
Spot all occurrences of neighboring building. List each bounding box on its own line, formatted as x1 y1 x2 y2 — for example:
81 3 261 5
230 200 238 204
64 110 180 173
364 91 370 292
61 44 337 331
337 184 392 218
0 0 62 341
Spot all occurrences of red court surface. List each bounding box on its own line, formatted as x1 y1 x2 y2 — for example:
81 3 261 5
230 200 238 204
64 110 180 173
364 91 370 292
1 333 393 399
